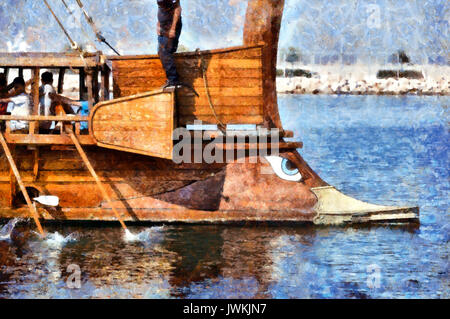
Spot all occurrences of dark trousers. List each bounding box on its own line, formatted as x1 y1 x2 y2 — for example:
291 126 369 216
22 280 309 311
158 25 182 83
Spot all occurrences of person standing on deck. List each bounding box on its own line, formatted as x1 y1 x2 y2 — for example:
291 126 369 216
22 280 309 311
157 0 182 88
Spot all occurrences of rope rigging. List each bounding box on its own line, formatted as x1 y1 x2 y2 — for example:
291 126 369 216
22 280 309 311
42 0 88 70
42 0 81 54
43 0 121 56
196 49 226 134
73 0 121 56
60 0 100 53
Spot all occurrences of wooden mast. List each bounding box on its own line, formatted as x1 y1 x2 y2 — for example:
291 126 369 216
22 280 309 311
243 0 285 131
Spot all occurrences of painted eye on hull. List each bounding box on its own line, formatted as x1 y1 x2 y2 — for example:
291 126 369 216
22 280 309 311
265 156 302 182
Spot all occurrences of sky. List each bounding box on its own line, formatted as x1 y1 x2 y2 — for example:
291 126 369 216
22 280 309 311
0 0 448 64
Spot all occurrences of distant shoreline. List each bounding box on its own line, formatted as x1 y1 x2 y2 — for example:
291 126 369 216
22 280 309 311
276 64 449 96
276 77 449 96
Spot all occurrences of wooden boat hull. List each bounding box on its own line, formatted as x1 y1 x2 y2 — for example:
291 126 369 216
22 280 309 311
0 146 418 225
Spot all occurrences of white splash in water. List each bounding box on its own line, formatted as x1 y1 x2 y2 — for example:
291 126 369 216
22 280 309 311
44 232 77 249
0 218 22 241
124 227 165 244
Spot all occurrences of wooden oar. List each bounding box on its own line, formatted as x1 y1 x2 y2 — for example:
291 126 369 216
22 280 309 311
66 128 128 230
0 132 45 237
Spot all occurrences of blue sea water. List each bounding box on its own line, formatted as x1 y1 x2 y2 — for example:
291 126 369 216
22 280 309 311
0 94 448 299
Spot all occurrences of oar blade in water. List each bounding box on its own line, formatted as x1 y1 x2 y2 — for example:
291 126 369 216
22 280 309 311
33 196 60 207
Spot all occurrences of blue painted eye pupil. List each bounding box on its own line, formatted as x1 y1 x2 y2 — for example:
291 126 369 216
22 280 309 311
281 158 299 176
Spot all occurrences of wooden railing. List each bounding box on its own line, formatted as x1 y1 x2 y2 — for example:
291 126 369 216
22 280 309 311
0 115 95 145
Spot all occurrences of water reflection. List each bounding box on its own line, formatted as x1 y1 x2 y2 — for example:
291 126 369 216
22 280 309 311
0 221 446 298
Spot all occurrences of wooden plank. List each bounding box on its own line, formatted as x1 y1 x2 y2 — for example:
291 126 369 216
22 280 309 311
75 122 81 135
92 69 99 104
115 76 262 89
79 68 86 101
31 68 40 115
93 105 263 119
115 58 262 69
33 148 39 181
110 45 265 126
107 44 263 60
119 87 263 97
58 68 66 94
178 105 263 116
215 141 303 151
0 169 223 183
8 144 15 207
91 90 175 159
201 129 294 139
0 115 89 121
86 70 93 109
100 65 110 101
176 95 263 107
4 133 95 145
113 67 263 79
0 52 101 68
180 115 264 125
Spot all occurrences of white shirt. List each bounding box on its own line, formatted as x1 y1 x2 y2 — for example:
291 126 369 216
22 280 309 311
9 93 32 131
39 84 55 116
39 84 56 130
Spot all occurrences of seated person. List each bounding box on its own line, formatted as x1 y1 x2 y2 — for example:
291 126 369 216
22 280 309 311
39 71 56 131
47 92 83 133
0 77 32 132
48 92 80 114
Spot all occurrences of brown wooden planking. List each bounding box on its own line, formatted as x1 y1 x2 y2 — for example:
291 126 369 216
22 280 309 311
108 45 263 61
119 87 263 97
111 94 264 125
176 95 263 107
178 105 263 116
110 45 265 126
0 52 101 68
0 169 222 183
113 67 262 81
113 67 263 79
114 76 263 89
4 134 95 145
114 58 262 69
181 115 264 125
91 90 175 159
0 147 226 172
94 106 264 119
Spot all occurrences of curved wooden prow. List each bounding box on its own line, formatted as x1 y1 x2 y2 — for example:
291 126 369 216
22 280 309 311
244 0 285 131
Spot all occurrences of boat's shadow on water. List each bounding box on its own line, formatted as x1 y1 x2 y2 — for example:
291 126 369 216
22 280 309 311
0 219 423 298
